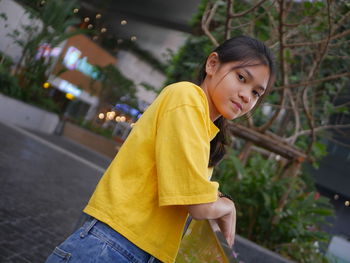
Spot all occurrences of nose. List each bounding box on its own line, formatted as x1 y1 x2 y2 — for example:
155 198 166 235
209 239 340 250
238 89 251 104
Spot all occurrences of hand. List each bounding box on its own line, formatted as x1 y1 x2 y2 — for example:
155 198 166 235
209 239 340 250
215 199 236 247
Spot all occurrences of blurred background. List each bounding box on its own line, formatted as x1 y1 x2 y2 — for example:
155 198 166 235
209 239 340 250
0 0 349 262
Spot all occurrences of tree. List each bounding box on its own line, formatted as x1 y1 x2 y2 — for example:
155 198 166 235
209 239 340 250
195 0 350 155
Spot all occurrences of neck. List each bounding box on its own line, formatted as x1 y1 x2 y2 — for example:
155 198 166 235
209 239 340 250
200 81 221 122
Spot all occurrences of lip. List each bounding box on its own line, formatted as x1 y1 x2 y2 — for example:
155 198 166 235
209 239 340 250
231 100 243 111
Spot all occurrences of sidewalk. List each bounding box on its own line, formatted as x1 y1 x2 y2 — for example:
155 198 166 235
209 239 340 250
24 127 113 169
0 122 112 262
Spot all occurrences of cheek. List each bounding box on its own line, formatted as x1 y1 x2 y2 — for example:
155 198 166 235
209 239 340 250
211 85 225 102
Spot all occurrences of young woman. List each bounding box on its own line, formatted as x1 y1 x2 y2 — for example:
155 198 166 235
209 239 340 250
45 35 275 263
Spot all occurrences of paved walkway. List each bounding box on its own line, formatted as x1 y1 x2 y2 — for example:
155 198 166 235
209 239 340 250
0 122 112 262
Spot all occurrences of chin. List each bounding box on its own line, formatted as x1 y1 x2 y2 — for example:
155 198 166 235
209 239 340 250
222 112 240 120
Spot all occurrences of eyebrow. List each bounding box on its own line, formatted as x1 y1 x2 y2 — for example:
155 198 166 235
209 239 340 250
242 68 266 93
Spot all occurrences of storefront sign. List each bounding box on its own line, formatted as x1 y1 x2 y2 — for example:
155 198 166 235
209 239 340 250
58 79 82 97
36 43 62 60
63 46 100 79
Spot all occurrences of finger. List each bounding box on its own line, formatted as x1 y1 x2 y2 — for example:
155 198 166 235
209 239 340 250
228 236 233 247
225 233 232 246
227 214 233 245
226 236 230 246
230 234 234 247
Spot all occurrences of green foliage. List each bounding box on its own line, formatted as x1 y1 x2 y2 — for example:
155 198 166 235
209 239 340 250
0 12 8 22
213 152 333 263
140 82 158 93
2 0 83 113
312 142 328 160
163 36 213 87
28 93 61 113
0 64 22 98
189 0 210 27
94 64 139 109
0 52 60 113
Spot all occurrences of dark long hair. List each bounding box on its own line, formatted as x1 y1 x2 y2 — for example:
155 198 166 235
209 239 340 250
198 36 275 167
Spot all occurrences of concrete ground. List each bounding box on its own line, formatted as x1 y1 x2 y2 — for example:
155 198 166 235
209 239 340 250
0 122 112 262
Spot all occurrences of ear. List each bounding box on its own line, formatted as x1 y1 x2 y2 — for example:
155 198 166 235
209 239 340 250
205 52 219 76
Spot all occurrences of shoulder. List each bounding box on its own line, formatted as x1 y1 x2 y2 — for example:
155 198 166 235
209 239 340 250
162 81 204 97
159 81 207 110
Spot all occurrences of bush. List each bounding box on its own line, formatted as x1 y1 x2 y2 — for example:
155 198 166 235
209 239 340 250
0 54 23 98
213 150 333 263
0 68 22 99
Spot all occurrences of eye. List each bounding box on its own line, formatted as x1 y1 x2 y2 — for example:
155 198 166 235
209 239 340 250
237 73 246 83
253 90 261 98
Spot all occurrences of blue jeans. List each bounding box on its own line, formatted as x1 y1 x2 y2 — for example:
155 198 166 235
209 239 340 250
45 218 162 263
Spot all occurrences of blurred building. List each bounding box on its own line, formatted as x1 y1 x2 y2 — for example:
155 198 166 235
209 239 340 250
0 0 200 119
48 34 117 120
0 0 116 121
77 0 201 109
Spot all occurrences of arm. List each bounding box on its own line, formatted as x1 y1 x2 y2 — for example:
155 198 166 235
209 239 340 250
185 196 234 220
185 196 236 247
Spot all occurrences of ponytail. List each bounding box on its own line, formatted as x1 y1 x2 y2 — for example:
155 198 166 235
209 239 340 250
209 116 229 167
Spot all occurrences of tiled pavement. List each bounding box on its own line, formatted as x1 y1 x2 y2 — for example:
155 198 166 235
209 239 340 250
0 122 112 262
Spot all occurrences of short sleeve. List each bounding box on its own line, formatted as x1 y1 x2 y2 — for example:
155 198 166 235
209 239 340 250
155 105 219 206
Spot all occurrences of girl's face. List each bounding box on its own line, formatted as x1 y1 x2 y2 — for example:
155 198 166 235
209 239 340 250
202 52 270 121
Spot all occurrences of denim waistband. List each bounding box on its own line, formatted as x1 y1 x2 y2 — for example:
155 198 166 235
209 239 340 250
81 216 161 263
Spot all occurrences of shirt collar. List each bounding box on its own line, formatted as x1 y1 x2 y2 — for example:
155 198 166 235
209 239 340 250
209 120 220 141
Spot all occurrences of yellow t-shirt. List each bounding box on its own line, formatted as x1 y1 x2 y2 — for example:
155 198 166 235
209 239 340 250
84 81 220 263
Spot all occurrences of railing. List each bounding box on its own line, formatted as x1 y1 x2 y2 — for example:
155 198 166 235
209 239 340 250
176 219 238 263
177 219 295 263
